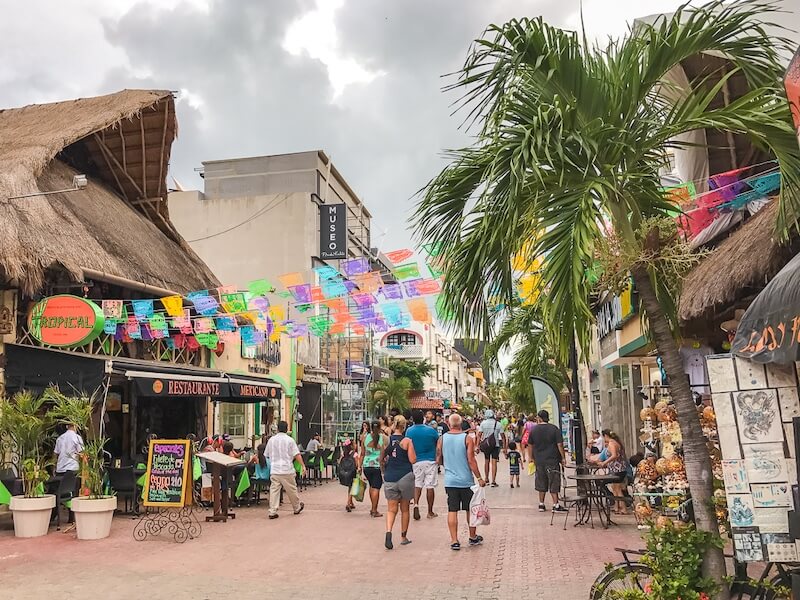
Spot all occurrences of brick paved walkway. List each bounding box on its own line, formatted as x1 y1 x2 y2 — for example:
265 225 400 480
0 466 642 599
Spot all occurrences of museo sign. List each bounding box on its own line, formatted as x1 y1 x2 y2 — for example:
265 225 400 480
319 203 347 259
28 295 105 347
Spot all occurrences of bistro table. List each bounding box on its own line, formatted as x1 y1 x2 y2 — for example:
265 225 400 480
567 472 620 529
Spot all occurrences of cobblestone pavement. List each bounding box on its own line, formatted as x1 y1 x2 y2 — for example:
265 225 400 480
0 466 642 599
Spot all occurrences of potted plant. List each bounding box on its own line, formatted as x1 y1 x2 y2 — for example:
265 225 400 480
49 389 117 540
0 391 57 538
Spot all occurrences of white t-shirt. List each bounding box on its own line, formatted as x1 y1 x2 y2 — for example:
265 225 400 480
54 429 84 473
306 439 321 453
265 433 300 475
479 418 503 441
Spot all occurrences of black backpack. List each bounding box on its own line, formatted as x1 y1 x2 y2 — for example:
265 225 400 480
339 455 356 482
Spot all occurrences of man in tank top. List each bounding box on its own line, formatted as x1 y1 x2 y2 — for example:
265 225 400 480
438 413 486 551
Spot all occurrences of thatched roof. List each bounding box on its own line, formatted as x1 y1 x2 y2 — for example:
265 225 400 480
0 89 219 294
679 201 793 322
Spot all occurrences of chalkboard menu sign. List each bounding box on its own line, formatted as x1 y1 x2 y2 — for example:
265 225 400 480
143 439 192 508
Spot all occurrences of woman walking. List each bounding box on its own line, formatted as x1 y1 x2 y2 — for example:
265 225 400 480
598 429 630 515
361 420 387 517
338 439 359 512
381 415 416 549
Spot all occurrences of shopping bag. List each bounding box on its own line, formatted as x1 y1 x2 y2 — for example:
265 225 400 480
350 476 366 502
469 484 491 527
527 461 536 476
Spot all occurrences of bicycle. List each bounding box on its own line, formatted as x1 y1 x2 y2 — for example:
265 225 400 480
590 548 796 599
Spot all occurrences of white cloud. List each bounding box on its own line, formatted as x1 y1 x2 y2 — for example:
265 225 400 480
283 0 383 98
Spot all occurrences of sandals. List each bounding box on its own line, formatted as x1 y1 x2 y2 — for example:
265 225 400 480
426 512 438 519
370 510 383 518
385 532 393 550
346 505 352 512
413 506 421 520
400 531 412 545
451 542 461 551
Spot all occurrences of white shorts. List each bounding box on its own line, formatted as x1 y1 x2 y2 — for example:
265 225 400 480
412 460 438 489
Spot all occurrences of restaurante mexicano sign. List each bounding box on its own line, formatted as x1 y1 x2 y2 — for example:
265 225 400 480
28 295 105 347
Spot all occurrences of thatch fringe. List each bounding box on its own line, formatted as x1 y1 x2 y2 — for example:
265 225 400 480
679 201 791 322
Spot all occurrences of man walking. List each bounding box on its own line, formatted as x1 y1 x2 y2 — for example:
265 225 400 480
265 421 305 519
477 409 502 487
528 410 567 513
407 409 440 520
438 413 485 550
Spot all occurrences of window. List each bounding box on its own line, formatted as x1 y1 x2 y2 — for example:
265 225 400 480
386 332 418 346
220 404 246 437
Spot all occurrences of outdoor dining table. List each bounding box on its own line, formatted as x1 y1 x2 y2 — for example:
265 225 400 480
566 472 620 529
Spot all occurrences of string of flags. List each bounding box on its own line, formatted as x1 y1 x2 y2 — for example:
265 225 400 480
93 248 447 351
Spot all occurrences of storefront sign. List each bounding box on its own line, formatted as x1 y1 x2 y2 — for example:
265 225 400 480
142 439 191 508
229 382 282 400
134 375 282 401
28 295 105 347
136 377 226 398
594 281 636 339
319 203 347 259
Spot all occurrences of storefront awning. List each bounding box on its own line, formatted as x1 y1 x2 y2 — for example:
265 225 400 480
5 343 109 396
124 368 282 403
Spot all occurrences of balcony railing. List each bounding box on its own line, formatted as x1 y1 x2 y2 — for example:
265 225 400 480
382 344 425 359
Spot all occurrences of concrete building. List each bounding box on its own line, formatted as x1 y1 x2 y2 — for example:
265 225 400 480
170 150 387 444
377 321 485 411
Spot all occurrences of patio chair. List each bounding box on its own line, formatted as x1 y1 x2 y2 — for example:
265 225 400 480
549 466 589 530
106 466 139 515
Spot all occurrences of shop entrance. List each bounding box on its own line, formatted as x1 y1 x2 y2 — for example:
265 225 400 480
134 397 206 458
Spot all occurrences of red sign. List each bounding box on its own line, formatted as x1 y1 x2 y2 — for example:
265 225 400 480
28 295 105 347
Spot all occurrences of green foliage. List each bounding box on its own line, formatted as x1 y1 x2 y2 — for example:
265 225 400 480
483 302 568 413
0 391 55 497
79 437 109 499
413 0 800 365
368 377 411 416
48 388 109 499
387 360 432 390
605 522 722 599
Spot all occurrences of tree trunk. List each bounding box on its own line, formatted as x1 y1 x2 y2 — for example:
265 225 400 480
630 266 729 600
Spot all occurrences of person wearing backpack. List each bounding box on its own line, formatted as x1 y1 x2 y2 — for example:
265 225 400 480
338 439 359 512
477 409 503 487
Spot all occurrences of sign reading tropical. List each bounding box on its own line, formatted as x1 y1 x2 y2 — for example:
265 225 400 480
28 295 105 347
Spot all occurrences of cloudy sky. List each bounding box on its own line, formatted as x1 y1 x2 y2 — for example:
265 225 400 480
3 0 706 251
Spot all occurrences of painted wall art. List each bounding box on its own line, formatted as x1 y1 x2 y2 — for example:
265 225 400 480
750 483 792 508
722 459 749 494
707 355 738 393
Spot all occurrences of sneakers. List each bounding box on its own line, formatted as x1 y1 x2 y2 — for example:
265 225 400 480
413 506 421 521
552 504 568 513
469 535 484 547
268 514 279 519
294 502 305 515
538 503 546 512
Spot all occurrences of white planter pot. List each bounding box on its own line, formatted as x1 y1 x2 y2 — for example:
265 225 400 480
9 495 56 538
71 496 117 540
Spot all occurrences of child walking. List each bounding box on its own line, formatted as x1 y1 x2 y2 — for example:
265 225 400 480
507 441 521 488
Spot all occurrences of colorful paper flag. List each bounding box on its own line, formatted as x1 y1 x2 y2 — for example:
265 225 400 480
103 320 118 335
186 336 201 351
221 292 247 314
352 293 376 307
172 309 193 334
393 263 421 281
381 284 403 300
414 278 442 295
321 280 348 298
313 265 340 280
384 249 414 264
160 295 184 317
215 316 236 331
126 316 141 339
403 280 422 297
195 332 219 349
278 272 305 289
192 295 219 316
352 271 383 294
406 298 431 323
288 284 312 303
247 278 273 297
341 257 369 277
309 315 332 336
194 317 215 334
132 299 154 319
248 296 270 312
102 300 124 321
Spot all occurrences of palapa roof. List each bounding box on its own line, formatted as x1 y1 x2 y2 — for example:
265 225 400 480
679 201 792 322
0 89 219 294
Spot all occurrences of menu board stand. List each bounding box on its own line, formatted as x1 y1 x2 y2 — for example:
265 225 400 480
196 451 245 523
133 439 202 543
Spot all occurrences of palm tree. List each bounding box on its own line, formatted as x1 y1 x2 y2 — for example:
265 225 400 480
414 2 800 593
367 377 411 416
